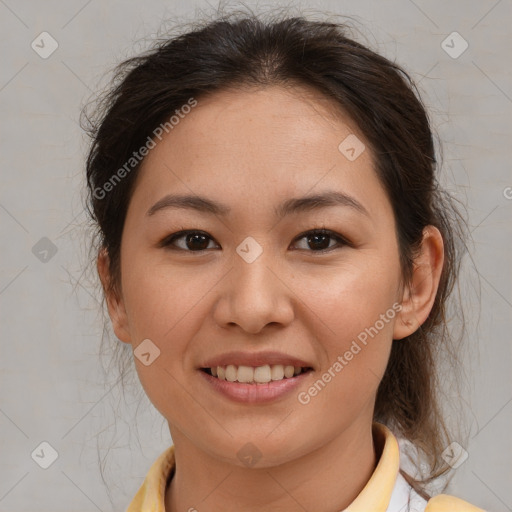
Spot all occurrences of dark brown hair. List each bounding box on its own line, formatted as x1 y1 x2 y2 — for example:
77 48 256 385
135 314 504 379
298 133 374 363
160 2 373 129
83 7 468 498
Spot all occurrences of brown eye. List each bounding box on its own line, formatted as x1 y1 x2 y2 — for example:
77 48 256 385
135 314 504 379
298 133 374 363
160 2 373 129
292 229 349 252
160 228 350 253
161 231 218 251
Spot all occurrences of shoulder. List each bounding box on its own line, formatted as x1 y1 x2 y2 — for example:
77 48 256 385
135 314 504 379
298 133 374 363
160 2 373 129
426 494 487 511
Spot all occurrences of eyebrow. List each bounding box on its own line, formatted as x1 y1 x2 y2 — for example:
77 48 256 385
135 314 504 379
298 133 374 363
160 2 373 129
146 191 369 219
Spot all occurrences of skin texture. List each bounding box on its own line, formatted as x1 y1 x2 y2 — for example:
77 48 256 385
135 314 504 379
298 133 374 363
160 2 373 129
98 85 444 512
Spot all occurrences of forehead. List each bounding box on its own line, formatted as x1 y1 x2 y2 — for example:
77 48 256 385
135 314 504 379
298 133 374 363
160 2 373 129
129 85 391 222
151 85 361 169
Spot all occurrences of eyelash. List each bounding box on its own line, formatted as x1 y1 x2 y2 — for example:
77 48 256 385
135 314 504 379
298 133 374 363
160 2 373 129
159 227 352 254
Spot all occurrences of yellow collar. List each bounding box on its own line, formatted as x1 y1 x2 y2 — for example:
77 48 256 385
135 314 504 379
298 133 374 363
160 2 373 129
343 422 399 511
125 422 481 512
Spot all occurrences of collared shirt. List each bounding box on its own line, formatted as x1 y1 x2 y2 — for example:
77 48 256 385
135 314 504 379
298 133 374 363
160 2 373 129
126 423 484 512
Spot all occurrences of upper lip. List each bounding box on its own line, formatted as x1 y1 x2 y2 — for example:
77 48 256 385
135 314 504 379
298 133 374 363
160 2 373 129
200 351 314 369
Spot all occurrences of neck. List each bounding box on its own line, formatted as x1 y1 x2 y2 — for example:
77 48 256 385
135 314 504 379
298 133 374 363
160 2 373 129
165 419 378 512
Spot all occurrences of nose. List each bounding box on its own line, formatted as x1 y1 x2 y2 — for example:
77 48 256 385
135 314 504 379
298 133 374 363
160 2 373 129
212 246 295 334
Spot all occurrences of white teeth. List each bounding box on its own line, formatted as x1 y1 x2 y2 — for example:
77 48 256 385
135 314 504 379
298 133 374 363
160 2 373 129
209 364 308 384
271 364 284 381
237 365 254 383
254 365 271 383
225 364 237 382
284 365 295 378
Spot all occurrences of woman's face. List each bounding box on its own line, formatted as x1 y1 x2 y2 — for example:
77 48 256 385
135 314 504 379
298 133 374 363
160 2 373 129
107 85 408 466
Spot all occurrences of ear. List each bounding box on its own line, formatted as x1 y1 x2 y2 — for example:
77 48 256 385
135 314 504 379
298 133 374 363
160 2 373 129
97 248 132 344
393 226 444 340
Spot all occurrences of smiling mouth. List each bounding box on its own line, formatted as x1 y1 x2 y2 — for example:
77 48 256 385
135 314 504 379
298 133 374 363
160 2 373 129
201 364 313 385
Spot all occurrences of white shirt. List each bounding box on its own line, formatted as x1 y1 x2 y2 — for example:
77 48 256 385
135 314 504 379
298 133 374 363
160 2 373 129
386 472 427 512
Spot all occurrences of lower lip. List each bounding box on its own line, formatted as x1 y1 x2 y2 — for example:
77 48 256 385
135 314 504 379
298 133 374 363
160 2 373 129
198 369 313 404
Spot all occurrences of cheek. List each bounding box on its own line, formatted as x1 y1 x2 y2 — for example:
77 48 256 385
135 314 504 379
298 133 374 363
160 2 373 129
301 251 401 336
296 256 400 396
120 236 401 421
121 251 217 343
119 252 218 422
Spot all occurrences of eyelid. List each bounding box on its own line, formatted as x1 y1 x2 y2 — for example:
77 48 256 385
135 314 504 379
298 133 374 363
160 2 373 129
160 228 352 252
291 228 352 249
158 229 219 250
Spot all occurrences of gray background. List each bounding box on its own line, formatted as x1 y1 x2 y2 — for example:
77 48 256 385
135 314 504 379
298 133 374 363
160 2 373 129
1 0 511 510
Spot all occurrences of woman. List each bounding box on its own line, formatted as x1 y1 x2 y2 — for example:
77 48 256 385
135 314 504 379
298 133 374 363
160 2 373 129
84 10 485 511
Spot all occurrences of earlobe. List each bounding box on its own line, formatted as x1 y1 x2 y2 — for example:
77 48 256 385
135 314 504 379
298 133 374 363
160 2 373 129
97 248 132 344
393 226 444 340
